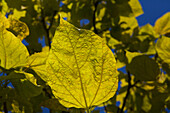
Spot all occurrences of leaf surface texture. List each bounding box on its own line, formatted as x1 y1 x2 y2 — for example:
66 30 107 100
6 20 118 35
44 18 118 108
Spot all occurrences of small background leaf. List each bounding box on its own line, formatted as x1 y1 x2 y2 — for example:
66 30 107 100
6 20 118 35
154 12 170 35
127 55 160 81
156 36 170 64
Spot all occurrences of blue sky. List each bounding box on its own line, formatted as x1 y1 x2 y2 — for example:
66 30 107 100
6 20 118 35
137 0 170 26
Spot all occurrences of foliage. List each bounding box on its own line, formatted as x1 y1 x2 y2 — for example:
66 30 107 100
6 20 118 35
0 0 170 113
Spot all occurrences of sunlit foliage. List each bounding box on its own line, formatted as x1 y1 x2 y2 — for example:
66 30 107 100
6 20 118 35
0 0 170 113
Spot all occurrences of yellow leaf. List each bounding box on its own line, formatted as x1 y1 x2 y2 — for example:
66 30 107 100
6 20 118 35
119 16 138 36
0 12 9 30
0 30 29 69
26 51 49 79
8 17 29 40
126 51 143 63
138 24 159 41
0 13 29 40
156 36 170 64
11 100 25 113
0 0 8 15
44 18 118 109
128 0 144 17
154 12 170 35
12 9 26 19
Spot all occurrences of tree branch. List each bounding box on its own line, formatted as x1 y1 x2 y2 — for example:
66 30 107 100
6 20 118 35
41 9 57 49
119 71 131 113
2 73 8 113
93 0 99 34
3 102 8 113
118 72 140 113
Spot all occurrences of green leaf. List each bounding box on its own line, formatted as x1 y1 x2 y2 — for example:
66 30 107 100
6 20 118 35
41 99 67 111
127 55 160 81
162 63 170 76
149 90 168 113
154 12 170 35
141 94 152 112
30 93 48 113
0 71 24 81
156 36 170 64
44 18 118 109
0 30 29 69
10 71 42 98
68 1 93 27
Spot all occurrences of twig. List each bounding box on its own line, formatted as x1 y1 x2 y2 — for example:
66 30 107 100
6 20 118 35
93 0 99 34
98 27 110 34
2 73 8 113
3 102 8 113
104 103 108 113
118 72 140 113
41 8 57 48
119 71 131 113
48 10 57 31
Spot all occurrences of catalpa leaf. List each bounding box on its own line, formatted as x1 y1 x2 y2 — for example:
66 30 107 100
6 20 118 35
0 30 29 69
44 18 118 109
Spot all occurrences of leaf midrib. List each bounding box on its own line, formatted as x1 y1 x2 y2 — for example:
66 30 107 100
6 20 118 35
66 31 89 109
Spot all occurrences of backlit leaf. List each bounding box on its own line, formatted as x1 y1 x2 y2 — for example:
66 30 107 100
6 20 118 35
0 0 8 15
26 51 49 79
8 17 29 40
156 36 170 64
128 0 143 17
0 12 9 30
12 9 26 19
11 100 24 113
154 12 170 35
0 30 29 69
126 51 143 63
119 16 138 36
44 18 118 109
137 24 159 42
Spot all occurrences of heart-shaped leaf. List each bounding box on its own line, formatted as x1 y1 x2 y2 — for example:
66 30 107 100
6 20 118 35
43 18 118 110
